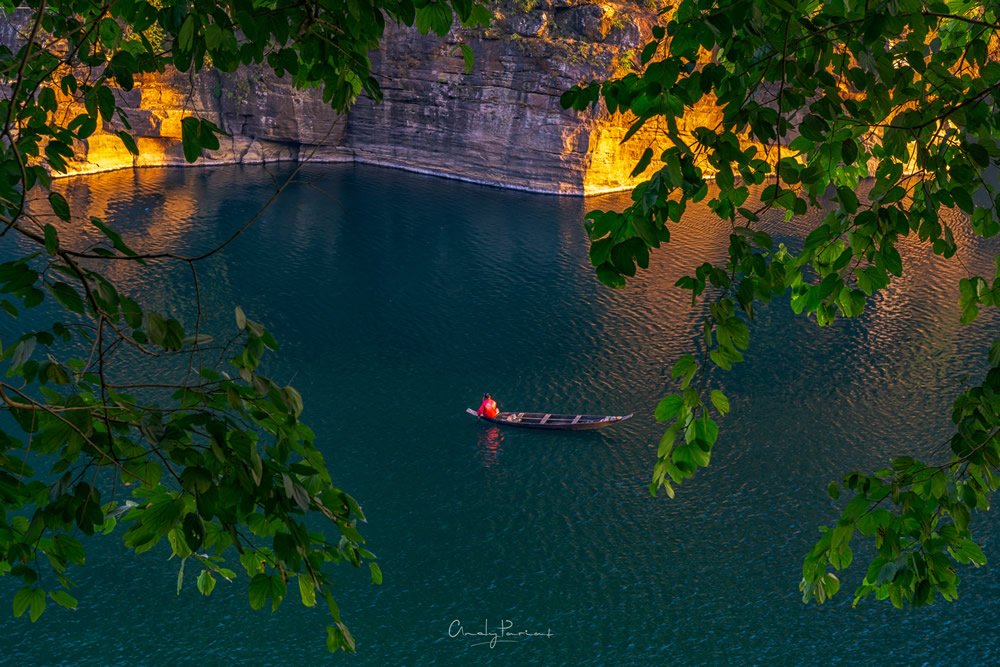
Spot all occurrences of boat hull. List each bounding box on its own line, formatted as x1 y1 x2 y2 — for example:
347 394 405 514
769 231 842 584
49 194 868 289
466 408 632 430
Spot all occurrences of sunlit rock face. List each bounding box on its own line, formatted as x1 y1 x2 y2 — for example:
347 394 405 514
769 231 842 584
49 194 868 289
55 68 350 176
8 2 699 195
345 2 670 194
345 24 606 194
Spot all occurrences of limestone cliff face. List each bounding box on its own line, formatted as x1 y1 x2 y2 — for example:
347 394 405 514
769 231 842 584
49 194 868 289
56 67 351 176
344 8 662 195
34 2 695 195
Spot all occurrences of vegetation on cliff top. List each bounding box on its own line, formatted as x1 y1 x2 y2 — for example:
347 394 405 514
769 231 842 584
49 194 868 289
486 0 660 75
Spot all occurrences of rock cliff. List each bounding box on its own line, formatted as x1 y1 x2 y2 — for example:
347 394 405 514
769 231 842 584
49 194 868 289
342 3 664 194
53 66 352 176
19 2 709 195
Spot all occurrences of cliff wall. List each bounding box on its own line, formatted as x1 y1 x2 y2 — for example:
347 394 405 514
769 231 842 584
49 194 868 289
54 67 352 176
21 2 708 195
342 7 663 195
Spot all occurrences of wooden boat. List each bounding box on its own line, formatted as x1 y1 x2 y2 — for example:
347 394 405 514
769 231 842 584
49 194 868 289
465 408 632 431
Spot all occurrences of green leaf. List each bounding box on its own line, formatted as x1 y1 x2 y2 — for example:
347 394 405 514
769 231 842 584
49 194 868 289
49 590 77 610
670 354 696 380
284 385 304 417
337 519 364 543
89 217 140 259
595 262 625 288
97 86 116 122
655 394 683 421
369 562 383 585
116 131 139 156
180 466 213 493
248 573 287 612
248 573 271 610
694 416 719 448
881 246 903 277
147 311 167 346
11 336 37 368
182 512 205 551
836 187 858 215
143 494 185 538
12 586 33 618
121 296 142 327
48 193 71 222
177 557 186 594
631 148 654 178
841 139 858 165
37 87 57 113
43 224 59 255
199 119 221 151
956 539 986 565
282 473 311 512
197 569 217 596
68 113 97 139
822 573 840 598
327 622 357 653
951 503 971 532
299 575 317 607
961 303 980 325
178 14 196 52
181 116 202 163
415 2 453 37
674 442 710 468
459 43 474 74
989 340 1000 367
204 24 223 50
709 390 729 416
842 493 871 523
52 534 86 566
799 114 830 142
875 560 898 587
657 422 680 458
49 282 85 314
28 588 46 622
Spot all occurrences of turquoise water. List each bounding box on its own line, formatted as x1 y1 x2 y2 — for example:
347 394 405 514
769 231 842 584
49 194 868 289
3 163 999 665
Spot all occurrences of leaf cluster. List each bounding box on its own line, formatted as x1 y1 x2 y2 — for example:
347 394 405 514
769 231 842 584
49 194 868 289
565 0 1000 607
0 0 486 654
804 345 1000 607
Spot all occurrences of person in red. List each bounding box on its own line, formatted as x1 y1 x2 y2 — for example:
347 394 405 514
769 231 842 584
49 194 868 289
477 393 499 418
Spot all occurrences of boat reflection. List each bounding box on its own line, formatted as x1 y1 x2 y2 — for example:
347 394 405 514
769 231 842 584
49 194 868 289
476 426 505 468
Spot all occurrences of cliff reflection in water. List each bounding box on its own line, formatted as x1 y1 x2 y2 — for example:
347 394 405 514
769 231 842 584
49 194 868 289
40 163 997 419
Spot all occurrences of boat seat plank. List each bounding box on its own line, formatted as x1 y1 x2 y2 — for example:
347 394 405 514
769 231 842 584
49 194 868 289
540 414 551 424
571 415 582 424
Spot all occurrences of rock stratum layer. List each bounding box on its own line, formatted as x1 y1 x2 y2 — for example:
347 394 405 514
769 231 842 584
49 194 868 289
28 2 711 195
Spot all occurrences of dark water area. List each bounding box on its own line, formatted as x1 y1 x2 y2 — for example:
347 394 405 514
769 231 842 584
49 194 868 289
2 163 999 665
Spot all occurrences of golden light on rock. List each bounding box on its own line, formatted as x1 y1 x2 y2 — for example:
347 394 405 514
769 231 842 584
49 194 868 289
37 14 728 198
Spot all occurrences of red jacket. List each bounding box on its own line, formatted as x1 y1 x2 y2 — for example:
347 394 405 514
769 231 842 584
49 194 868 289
477 398 498 418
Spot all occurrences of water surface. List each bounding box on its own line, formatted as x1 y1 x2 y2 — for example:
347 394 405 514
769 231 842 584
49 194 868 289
2 163 998 665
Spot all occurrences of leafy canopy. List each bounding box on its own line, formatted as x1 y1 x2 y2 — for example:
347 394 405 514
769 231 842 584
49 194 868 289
563 0 1000 608
0 0 485 654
